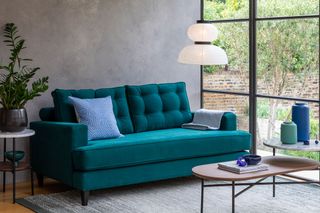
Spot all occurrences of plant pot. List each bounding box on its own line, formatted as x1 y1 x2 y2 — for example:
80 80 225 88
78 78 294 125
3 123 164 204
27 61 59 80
0 108 28 132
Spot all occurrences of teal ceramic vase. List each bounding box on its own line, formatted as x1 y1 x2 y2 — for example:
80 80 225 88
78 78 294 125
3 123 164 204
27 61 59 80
280 121 297 144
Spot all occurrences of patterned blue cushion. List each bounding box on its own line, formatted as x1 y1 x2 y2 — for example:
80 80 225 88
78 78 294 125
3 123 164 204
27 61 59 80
68 96 121 140
52 87 134 134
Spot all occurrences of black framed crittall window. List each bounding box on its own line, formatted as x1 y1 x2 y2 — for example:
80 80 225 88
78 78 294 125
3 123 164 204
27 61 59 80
201 0 320 169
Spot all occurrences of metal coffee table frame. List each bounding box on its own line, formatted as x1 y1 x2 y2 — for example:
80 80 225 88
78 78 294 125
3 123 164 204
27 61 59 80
199 174 320 213
196 155 320 213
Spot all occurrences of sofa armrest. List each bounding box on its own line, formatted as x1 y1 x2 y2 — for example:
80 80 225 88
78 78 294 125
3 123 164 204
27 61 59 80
220 112 237 131
30 121 88 186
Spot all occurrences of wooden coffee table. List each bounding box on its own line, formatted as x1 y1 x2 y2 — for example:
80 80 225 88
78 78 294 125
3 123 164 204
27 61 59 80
192 156 320 213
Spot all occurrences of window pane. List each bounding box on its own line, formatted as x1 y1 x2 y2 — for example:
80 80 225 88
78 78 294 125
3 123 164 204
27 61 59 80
204 0 249 20
203 22 249 92
257 19 319 99
257 0 319 17
203 92 249 130
257 98 319 162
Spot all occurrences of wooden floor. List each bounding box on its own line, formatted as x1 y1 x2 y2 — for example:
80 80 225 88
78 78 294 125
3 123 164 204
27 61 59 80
0 179 70 213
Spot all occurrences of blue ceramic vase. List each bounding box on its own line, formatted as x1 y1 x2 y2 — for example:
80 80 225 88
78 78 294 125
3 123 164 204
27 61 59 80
292 103 310 142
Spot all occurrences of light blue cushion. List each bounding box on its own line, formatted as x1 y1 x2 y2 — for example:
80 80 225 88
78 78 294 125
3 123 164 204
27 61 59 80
68 96 121 140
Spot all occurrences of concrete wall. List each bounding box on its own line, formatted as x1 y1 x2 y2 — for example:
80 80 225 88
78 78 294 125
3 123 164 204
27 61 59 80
0 0 200 183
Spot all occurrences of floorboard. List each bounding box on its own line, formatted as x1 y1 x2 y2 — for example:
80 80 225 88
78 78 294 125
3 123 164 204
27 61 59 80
0 179 69 213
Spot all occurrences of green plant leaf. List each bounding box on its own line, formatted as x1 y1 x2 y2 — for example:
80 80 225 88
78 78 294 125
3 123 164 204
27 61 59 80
0 23 49 109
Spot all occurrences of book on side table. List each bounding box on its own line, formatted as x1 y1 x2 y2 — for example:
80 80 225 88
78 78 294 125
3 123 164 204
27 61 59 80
218 161 269 174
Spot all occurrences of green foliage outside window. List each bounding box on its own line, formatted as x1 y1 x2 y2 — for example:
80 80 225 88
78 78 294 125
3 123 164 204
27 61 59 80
204 0 320 161
204 0 319 78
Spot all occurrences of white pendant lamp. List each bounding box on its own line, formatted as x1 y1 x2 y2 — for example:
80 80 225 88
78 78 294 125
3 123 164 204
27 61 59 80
178 23 228 65
187 23 218 42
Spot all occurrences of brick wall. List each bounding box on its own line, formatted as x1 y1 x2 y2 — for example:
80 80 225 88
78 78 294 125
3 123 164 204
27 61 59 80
203 71 319 130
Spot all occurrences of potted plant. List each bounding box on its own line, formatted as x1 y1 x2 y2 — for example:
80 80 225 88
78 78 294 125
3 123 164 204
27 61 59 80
0 23 49 132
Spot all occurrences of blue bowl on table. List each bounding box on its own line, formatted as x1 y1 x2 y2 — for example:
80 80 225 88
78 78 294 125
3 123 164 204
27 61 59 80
243 154 261 166
5 151 25 166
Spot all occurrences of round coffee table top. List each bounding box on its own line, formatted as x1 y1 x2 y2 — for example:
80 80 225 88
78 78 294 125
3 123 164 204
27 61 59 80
263 138 320 152
192 156 320 181
0 129 35 138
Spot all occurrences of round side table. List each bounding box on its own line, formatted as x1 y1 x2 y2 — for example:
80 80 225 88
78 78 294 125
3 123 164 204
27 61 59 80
263 138 320 197
0 129 35 203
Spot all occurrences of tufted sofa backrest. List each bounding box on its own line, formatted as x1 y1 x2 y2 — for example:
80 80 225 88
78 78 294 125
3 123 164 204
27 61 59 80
126 82 192 132
52 87 134 134
50 82 192 135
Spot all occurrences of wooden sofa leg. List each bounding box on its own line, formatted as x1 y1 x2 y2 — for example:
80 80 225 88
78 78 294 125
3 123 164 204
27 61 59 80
36 173 44 187
81 190 89 206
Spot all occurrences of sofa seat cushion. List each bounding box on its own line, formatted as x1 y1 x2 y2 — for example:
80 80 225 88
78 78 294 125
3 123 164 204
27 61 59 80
126 82 192 132
72 128 251 171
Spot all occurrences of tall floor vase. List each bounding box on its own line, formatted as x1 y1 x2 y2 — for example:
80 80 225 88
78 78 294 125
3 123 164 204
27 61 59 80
292 103 310 142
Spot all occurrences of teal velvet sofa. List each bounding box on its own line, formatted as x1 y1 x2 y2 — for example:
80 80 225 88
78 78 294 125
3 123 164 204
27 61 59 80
30 82 251 205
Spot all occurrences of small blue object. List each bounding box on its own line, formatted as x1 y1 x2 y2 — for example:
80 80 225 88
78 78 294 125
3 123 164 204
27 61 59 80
236 157 247 167
315 140 319 145
243 154 262 165
303 140 310 145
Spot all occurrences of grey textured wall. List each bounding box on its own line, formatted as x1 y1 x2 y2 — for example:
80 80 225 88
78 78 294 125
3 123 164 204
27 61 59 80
0 0 200 183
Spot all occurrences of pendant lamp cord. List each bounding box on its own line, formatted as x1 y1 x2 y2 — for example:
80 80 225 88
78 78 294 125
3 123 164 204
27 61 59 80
200 0 204 22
